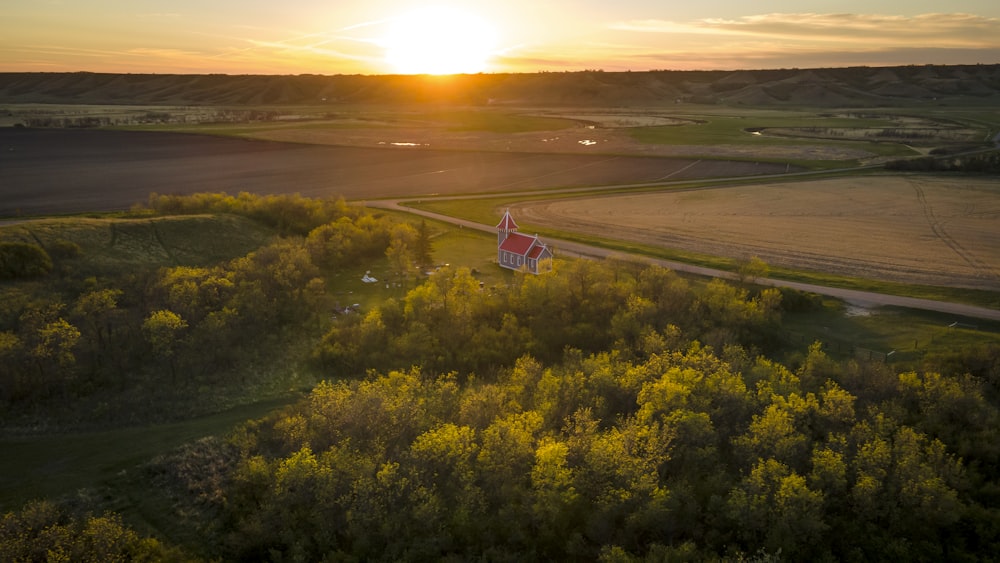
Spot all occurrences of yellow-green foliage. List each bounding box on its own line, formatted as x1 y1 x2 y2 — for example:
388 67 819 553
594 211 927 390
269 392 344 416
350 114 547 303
0 242 52 279
0 501 173 562
220 336 987 561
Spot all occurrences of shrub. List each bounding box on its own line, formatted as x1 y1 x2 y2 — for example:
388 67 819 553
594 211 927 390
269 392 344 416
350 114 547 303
0 242 53 279
48 238 81 259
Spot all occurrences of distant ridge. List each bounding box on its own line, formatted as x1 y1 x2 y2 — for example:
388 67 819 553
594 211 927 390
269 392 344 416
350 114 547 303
1 65 999 107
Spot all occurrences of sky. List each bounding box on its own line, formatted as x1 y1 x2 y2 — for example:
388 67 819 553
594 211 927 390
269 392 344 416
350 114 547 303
3 0 1000 75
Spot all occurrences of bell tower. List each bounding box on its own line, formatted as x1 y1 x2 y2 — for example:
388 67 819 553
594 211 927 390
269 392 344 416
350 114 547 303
495 208 519 246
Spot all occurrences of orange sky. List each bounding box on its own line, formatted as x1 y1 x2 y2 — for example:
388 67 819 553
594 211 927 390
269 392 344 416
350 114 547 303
3 1 1000 74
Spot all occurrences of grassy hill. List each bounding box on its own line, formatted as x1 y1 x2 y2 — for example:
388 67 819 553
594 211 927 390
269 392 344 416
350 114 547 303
2 65 999 108
0 214 277 278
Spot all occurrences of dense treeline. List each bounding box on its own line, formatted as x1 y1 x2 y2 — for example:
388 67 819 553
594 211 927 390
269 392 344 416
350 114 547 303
0 500 178 562
314 261 782 376
0 193 423 424
215 280 1000 560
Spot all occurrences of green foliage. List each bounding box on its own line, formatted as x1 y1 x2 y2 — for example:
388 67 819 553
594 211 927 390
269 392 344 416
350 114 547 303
736 255 769 285
0 500 175 562
0 193 402 426
314 261 783 377
0 242 52 279
6 193 1000 560
142 310 187 357
144 191 364 236
216 329 999 561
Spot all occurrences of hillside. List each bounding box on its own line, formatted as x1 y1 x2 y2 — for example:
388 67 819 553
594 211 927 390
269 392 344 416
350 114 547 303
2 65 1000 107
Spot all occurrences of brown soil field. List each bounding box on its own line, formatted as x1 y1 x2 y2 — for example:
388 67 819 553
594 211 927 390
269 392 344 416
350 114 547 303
511 175 1000 290
0 128 791 217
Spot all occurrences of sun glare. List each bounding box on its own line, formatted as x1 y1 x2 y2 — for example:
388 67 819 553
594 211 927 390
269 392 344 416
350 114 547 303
382 6 498 74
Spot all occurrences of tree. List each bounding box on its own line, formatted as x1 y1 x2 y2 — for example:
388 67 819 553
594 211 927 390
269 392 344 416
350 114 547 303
414 220 434 267
531 438 582 554
386 223 419 287
0 242 52 279
736 255 769 285
0 500 171 562
726 458 827 558
29 318 81 394
0 330 25 400
72 288 124 373
142 310 187 380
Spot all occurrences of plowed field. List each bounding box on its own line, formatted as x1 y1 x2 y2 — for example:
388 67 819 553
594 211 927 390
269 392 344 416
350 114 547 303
0 128 791 217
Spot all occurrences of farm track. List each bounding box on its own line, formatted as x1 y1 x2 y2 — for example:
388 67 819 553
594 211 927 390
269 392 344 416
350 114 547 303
912 180 1000 282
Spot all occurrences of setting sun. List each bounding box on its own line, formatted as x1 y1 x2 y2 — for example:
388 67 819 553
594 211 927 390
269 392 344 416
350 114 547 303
382 6 498 75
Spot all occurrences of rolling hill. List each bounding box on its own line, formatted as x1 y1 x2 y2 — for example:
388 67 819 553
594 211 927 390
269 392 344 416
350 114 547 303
1 65 999 107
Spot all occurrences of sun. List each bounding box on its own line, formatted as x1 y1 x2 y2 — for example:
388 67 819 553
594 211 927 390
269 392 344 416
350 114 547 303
382 6 497 74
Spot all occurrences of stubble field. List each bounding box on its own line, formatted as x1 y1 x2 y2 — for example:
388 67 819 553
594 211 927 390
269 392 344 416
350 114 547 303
510 175 1000 290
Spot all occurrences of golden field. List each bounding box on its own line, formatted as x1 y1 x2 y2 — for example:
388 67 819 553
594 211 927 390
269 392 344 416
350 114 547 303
511 175 1000 290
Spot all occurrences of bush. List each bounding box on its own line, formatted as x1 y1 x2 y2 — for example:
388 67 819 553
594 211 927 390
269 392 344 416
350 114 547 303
778 287 824 312
48 238 81 259
0 242 53 279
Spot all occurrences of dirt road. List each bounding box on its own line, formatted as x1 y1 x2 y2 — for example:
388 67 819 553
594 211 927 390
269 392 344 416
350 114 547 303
366 200 1000 322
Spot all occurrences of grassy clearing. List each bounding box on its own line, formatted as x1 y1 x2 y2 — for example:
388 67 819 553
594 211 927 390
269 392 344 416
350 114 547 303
780 297 1000 366
373 206 507 277
0 395 299 511
0 214 277 280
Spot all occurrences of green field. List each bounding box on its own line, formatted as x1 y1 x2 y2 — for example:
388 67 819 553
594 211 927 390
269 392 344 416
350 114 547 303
628 112 938 156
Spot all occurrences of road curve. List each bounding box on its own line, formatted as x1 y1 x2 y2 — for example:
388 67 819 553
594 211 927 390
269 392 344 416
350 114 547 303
365 199 1000 322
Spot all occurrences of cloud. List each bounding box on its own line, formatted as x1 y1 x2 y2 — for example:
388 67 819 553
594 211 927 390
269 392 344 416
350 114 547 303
135 13 182 20
572 12 1000 71
610 12 1000 47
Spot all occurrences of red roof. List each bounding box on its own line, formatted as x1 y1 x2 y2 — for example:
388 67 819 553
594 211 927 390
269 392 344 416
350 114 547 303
496 210 519 231
527 244 549 259
499 232 537 255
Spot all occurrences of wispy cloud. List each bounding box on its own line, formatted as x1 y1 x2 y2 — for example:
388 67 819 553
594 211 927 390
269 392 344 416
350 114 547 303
562 12 1000 71
242 37 373 62
610 12 1000 47
135 12 182 20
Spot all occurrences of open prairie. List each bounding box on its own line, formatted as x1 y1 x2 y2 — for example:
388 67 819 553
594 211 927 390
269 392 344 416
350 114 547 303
510 175 1000 290
0 128 791 217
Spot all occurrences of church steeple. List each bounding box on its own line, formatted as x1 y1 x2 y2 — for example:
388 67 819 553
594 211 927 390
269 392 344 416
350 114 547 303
496 208 519 245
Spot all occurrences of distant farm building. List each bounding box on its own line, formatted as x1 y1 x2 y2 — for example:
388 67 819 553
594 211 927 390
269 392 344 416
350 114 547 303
496 209 553 274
